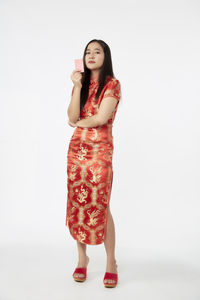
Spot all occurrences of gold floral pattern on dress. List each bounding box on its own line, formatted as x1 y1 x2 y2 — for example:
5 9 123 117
89 165 102 183
83 108 93 117
100 190 109 204
66 214 74 223
102 148 113 162
90 128 98 141
78 207 85 225
76 143 88 161
66 206 76 224
76 184 88 203
87 208 100 226
77 227 87 243
69 164 78 181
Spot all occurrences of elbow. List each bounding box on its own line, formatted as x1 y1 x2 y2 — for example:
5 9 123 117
68 117 80 123
67 111 80 123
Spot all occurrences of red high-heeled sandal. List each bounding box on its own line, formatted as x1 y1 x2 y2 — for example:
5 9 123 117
103 272 118 287
73 267 87 282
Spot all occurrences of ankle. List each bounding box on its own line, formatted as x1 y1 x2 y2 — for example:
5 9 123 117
78 255 89 264
78 254 87 260
106 258 117 265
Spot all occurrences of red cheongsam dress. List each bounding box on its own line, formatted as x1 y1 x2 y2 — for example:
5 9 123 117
65 75 121 245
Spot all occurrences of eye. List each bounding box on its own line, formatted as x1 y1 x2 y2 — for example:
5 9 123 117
86 51 100 54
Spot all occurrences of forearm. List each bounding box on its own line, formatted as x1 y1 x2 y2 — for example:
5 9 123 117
76 114 102 128
67 85 81 123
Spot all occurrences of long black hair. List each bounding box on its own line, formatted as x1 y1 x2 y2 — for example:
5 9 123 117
78 39 116 111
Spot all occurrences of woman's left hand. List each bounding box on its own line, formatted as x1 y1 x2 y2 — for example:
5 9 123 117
68 120 77 127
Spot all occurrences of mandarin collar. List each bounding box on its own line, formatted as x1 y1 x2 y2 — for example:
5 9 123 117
89 76 99 85
89 75 112 86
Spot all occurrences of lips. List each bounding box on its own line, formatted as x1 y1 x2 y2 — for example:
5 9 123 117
89 61 95 63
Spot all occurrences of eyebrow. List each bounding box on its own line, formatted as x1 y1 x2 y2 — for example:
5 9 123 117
86 48 101 51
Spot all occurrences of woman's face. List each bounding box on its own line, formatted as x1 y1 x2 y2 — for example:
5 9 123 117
85 42 105 71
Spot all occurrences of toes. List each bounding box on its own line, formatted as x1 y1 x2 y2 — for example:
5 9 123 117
104 279 115 284
74 273 84 278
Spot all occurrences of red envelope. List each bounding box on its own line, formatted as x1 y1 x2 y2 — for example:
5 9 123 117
75 59 84 72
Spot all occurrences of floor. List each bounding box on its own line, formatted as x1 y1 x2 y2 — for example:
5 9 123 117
0 243 200 300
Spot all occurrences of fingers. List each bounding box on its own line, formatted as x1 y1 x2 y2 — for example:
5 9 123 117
71 69 82 78
72 69 81 74
71 69 82 86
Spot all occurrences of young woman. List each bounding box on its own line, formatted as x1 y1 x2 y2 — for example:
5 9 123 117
65 39 121 288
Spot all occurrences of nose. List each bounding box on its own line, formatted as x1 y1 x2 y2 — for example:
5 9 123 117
89 53 95 59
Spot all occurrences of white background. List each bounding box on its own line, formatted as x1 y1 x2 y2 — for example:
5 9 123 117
0 0 200 299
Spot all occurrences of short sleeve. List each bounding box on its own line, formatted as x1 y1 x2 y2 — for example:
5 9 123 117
103 79 121 102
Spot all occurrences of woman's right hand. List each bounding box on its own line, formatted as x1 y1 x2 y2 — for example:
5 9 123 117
71 70 83 88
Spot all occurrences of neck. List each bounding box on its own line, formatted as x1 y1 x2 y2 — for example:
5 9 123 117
90 70 100 80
